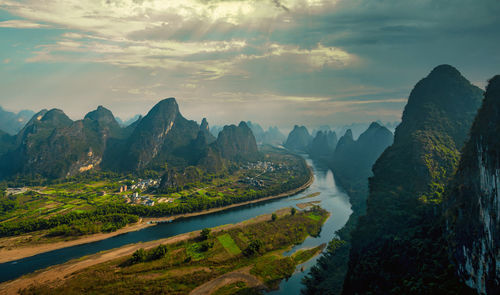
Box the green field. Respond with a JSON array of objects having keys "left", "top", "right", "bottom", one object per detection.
[
  {"left": 307, "top": 213, "right": 323, "bottom": 221},
  {"left": 217, "top": 233, "right": 242, "bottom": 255},
  {"left": 0, "top": 147, "right": 312, "bottom": 249},
  {"left": 21, "top": 207, "right": 328, "bottom": 295}
]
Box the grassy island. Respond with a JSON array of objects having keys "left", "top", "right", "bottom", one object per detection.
[{"left": 17, "top": 206, "right": 328, "bottom": 295}]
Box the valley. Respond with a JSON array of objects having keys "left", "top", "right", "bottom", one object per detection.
[{"left": 0, "top": 147, "right": 312, "bottom": 261}]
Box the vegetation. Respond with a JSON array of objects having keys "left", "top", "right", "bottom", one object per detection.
[
  {"left": 303, "top": 65, "right": 483, "bottom": 294},
  {"left": 20, "top": 207, "right": 328, "bottom": 295},
  {"left": 340, "top": 65, "right": 482, "bottom": 294},
  {"left": 200, "top": 228, "right": 211, "bottom": 240},
  {"left": 0, "top": 147, "right": 311, "bottom": 242}
]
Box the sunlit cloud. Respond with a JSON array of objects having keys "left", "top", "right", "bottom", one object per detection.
[
  {"left": 0, "top": 19, "right": 49, "bottom": 28},
  {"left": 0, "top": 0, "right": 498, "bottom": 128}
]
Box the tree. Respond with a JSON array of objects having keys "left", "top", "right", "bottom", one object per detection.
[
  {"left": 199, "top": 241, "right": 214, "bottom": 252},
  {"left": 291, "top": 207, "right": 297, "bottom": 215},
  {"left": 244, "top": 239, "right": 264, "bottom": 256},
  {"left": 271, "top": 213, "right": 277, "bottom": 221},
  {"left": 200, "top": 228, "right": 211, "bottom": 240},
  {"left": 151, "top": 244, "right": 168, "bottom": 259},
  {"left": 131, "top": 248, "right": 147, "bottom": 263}
]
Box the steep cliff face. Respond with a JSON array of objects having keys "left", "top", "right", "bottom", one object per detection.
[
  {"left": 341, "top": 65, "right": 483, "bottom": 294},
  {"left": 119, "top": 98, "right": 200, "bottom": 170},
  {"left": 0, "top": 106, "right": 126, "bottom": 178},
  {"left": 284, "top": 125, "right": 312, "bottom": 152},
  {"left": 215, "top": 121, "right": 259, "bottom": 162},
  {"left": 0, "top": 109, "right": 75, "bottom": 178},
  {"left": 200, "top": 118, "right": 216, "bottom": 144},
  {"left": 445, "top": 76, "right": 500, "bottom": 294}
]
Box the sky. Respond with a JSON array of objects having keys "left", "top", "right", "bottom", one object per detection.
[{"left": 0, "top": 0, "right": 499, "bottom": 129}]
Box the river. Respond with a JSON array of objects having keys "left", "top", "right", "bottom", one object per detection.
[{"left": 0, "top": 156, "right": 352, "bottom": 293}]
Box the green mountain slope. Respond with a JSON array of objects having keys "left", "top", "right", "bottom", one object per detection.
[
  {"left": 342, "top": 65, "right": 483, "bottom": 294},
  {"left": 445, "top": 76, "right": 500, "bottom": 294}
]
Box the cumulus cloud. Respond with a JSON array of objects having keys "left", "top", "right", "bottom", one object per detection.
[{"left": 0, "top": 0, "right": 498, "bottom": 127}]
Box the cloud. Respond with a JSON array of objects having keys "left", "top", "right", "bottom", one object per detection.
[
  {"left": 0, "top": 19, "right": 49, "bottom": 28},
  {"left": 0, "top": 0, "right": 498, "bottom": 127}
]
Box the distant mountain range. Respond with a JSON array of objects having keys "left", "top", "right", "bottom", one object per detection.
[
  {"left": 210, "top": 121, "right": 286, "bottom": 147},
  {"left": 0, "top": 107, "right": 35, "bottom": 135},
  {"left": 0, "top": 98, "right": 259, "bottom": 180}
]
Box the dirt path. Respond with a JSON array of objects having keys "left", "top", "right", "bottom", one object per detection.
[
  {"left": 189, "top": 267, "right": 266, "bottom": 295},
  {"left": 0, "top": 168, "right": 313, "bottom": 264},
  {"left": 0, "top": 209, "right": 291, "bottom": 295}
]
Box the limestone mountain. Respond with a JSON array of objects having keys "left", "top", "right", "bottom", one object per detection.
[
  {"left": 0, "top": 106, "right": 128, "bottom": 179},
  {"left": 309, "top": 130, "right": 338, "bottom": 159},
  {"left": 246, "top": 121, "right": 285, "bottom": 146},
  {"left": 200, "top": 118, "right": 216, "bottom": 144},
  {"left": 0, "top": 98, "right": 262, "bottom": 180},
  {"left": 284, "top": 125, "right": 312, "bottom": 152},
  {"left": 214, "top": 121, "right": 259, "bottom": 162},
  {"left": 84, "top": 105, "right": 122, "bottom": 135},
  {"left": 0, "top": 106, "right": 35, "bottom": 135},
  {"left": 445, "top": 76, "right": 500, "bottom": 294},
  {"left": 261, "top": 126, "right": 286, "bottom": 146},
  {"left": 342, "top": 65, "right": 483, "bottom": 294},
  {"left": 115, "top": 98, "right": 200, "bottom": 171},
  {"left": 332, "top": 123, "right": 393, "bottom": 188}
]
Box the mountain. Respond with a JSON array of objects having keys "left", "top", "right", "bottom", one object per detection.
[
  {"left": 0, "top": 98, "right": 262, "bottom": 181},
  {"left": 0, "top": 106, "right": 129, "bottom": 179},
  {"left": 210, "top": 125, "right": 223, "bottom": 137},
  {"left": 159, "top": 120, "right": 259, "bottom": 190},
  {"left": 332, "top": 123, "right": 393, "bottom": 189},
  {"left": 0, "top": 106, "right": 35, "bottom": 135},
  {"left": 246, "top": 121, "right": 265, "bottom": 140},
  {"left": 116, "top": 98, "right": 200, "bottom": 171},
  {"left": 309, "top": 130, "right": 338, "bottom": 159},
  {"left": 214, "top": 121, "right": 259, "bottom": 162},
  {"left": 200, "top": 118, "right": 216, "bottom": 144},
  {"left": 341, "top": 65, "right": 483, "bottom": 294},
  {"left": 116, "top": 114, "right": 142, "bottom": 127},
  {"left": 245, "top": 121, "right": 285, "bottom": 146},
  {"left": 284, "top": 125, "right": 312, "bottom": 152},
  {"left": 444, "top": 76, "right": 500, "bottom": 294},
  {"left": 261, "top": 126, "right": 286, "bottom": 146}
]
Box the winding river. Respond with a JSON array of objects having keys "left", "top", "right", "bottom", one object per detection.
[{"left": 0, "top": 156, "right": 352, "bottom": 293}]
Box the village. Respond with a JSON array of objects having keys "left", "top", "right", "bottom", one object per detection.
[{"left": 118, "top": 178, "right": 164, "bottom": 206}]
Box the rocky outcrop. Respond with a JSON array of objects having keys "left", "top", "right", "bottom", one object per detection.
[{"left": 445, "top": 75, "right": 500, "bottom": 294}]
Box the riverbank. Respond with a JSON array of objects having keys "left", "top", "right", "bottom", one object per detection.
[
  {"left": 0, "top": 207, "right": 323, "bottom": 295},
  {"left": 0, "top": 167, "right": 314, "bottom": 264}
]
